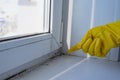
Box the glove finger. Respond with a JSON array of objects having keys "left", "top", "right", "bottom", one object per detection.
[
  {"left": 94, "top": 38, "right": 102, "bottom": 57},
  {"left": 68, "top": 30, "right": 92, "bottom": 53},
  {"left": 80, "top": 30, "right": 92, "bottom": 46},
  {"left": 109, "top": 34, "right": 118, "bottom": 47},
  {"left": 99, "top": 31, "right": 117, "bottom": 57},
  {"left": 105, "top": 31, "right": 117, "bottom": 47},
  {"left": 82, "top": 38, "right": 92, "bottom": 53},
  {"left": 88, "top": 38, "right": 97, "bottom": 56},
  {"left": 101, "top": 48, "right": 111, "bottom": 57},
  {"left": 68, "top": 43, "right": 81, "bottom": 53},
  {"left": 102, "top": 34, "right": 119, "bottom": 57}
]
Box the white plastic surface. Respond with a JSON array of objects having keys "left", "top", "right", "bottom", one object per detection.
[{"left": 10, "top": 55, "right": 120, "bottom": 80}]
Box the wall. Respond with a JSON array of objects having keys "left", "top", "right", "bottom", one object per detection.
[
  {"left": 70, "top": 0, "right": 92, "bottom": 57},
  {"left": 62, "top": 0, "right": 92, "bottom": 57},
  {"left": 62, "top": 0, "right": 120, "bottom": 61},
  {"left": 115, "top": 0, "right": 120, "bottom": 20}
]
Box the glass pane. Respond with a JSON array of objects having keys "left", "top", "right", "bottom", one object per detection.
[{"left": 0, "top": 0, "right": 50, "bottom": 40}]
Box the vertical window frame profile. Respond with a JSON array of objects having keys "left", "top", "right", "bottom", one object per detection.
[{"left": 43, "top": 0, "right": 51, "bottom": 33}]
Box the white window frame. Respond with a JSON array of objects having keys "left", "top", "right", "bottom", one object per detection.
[
  {"left": 0, "top": 0, "right": 63, "bottom": 48},
  {"left": 0, "top": 0, "right": 63, "bottom": 79}
]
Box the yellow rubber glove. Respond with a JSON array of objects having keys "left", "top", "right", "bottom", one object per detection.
[{"left": 68, "top": 20, "right": 120, "bottom": 57}]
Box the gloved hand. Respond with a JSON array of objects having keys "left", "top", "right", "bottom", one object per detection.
[{"left": 68, "top": 20, "right": 120, "bottom": 57}]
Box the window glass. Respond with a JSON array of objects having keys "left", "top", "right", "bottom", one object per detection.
[{"left": 0, "top": 0, "right": 50, "bottom": 40}]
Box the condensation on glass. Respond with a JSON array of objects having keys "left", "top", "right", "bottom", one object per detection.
[{"left": 0, "top": 0, "right": 50, "bottom": 40}]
